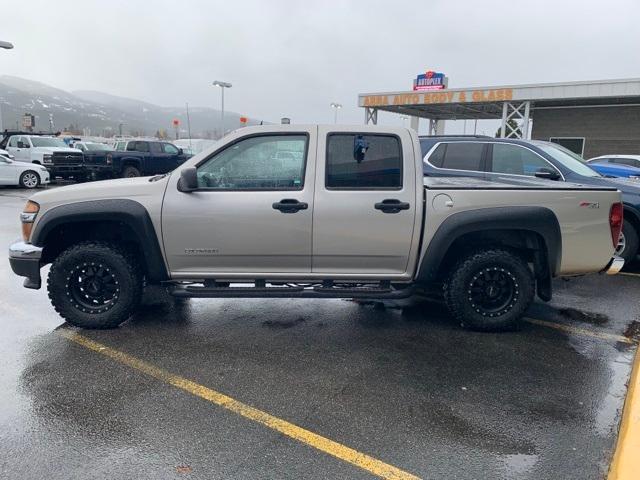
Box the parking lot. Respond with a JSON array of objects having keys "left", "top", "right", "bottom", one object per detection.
[{"left": 1, "top": 185, "right": 639, "bottom": 479}]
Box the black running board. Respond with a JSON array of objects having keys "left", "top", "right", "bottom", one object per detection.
[{"left": 168, "top": 284, "right": 414, "bottom": 299}]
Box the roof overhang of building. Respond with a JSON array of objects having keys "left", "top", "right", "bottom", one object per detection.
[{"left": 358, "top": 78, "right": 640, "bottom": 120}]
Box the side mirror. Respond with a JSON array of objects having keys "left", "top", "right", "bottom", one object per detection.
[
  {"left": 534, "top": 168, "right": 561, "bottom": 181},
  {"left": 177, "top": 148, "right": 183, "bottom": 155},
  {"left": 178, "top": 167, "right": 198, "bottom": 192}
]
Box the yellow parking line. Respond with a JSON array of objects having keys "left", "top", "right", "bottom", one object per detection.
[
  {"left": 57, "top": 329, "right": 421, "bottom": 480},
  {"left": 619, "top": 272, "right": 640, "bottom": 278},
  {"left": 524, "top": 318, "right": 634, "bottom": 344},
  {"left": 609, "top": 347, "right": 640, "bottom": 479}
]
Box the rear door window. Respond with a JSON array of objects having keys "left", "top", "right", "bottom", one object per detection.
[
  {"left": 613, "top": 158, "right": 640, "bottom": 168},
  {"left": 440, "top": 143, "right": 484, "bottom": 171},
  {"left": 326, "top": 134, "right": 402, "bottom": 189}
]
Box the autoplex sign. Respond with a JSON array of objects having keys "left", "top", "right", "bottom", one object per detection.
[
  {"left": 413, "top": 71, "right": 446, "bottom": 91},
  {"left": 361, "top": 88, "right": 514, "bottom": 107}
]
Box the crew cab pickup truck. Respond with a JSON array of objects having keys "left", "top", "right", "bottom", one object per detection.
[
  {"left": 3, "top": 134, "right": 85, "bottom": 180},
  {"left": 9, "top": 125, "right": 624, "bottom": 331},
  {"left": 104, "top": 140, "right": 189, "bottom": 178}
]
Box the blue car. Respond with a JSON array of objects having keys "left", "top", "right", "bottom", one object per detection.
[
  {"left": 419, "top": 136, "right": 640, "bottom": 264},
  {"left": 586, "top": 161, "right": 640, "bottom": 179},
  {"left": 587, "top": 155, "right": 640, "bottom": 179}
]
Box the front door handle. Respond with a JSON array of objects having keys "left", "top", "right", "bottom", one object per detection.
[
  {"left": 272, "top": 198, "right": 308, "bottom": 213},
  {"left": 375, "top": 199, "right": 410, "bottom": 214}
]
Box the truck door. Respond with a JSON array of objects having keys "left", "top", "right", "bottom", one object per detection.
[
  {"left": 312, "top": 127, "right": 417, "bottom": 276},
  {"left": 161, "top": 128, "right": 316, "bottom": 276},
  {"left": 152, "top": 142, "right": 184, "bottom": 173},
  {"left": 7, "top": 136, "right": 29, "bottom": 161},
  {"left": 148, "top": 142, "right": 169, "bottom": 173}
]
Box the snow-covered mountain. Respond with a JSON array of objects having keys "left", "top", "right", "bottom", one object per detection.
[{"left": 0, "top": 76, "right": 260, "bottom": 138}]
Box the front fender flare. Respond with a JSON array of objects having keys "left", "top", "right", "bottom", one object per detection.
[{"left": 31, "top": 199, "right": 168, "bottom": 282}]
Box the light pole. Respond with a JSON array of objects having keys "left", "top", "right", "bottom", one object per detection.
[
  {"left": 0, "top": 41, "right": 13, "bottom": 132},
  {"left": 330, "top": 102, "right": 342, "bottom": 124},
  {"left": 212, "top": 80, "right": 232, "bottom": 137}
]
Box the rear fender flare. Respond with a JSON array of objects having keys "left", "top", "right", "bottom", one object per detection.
[{"left": 416, "top": 206, "right": 561, "bottom": 286}]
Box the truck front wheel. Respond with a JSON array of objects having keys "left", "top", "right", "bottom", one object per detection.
[
  {"left": 48, "top": 242, "right": 143, "bottom": 329},
  {"left": 444, "top": 249, "right": 535, "bottom": 331}
]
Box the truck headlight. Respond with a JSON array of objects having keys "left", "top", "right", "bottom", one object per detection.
[
  {"left": 20, "top": 200, "right": 40, "bottom": 241},
  {"left": 43, "top": 154, "right": 53, "bottom": 164}
]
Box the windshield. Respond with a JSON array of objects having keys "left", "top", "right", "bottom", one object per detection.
[
  {"left": 30, "top": 137, "right": 69, "bottom": 148},
  {"left": 85, "top": 143, "right": 112, "bottom": 151},
  {"left": 534, "top": 142, "right": 601, "bottom": 177}
]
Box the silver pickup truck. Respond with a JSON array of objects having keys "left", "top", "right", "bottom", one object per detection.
[{"left": 9, "top": 125, "right": 624, "bottom": 331}]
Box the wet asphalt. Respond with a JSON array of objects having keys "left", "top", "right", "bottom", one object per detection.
[{"left": 1, "top": 185, "right": 639, "bottom": 480}]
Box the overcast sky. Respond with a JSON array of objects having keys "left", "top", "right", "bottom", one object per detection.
[{"left": 2, "top": 0, "right": 639, "bottom": 132}]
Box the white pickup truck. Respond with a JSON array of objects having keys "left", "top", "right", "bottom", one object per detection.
[
  {"left": 9, "top": 125, "right": 624, "bottom": 331},
  {"left": 4, "top": 134, "right": 84, "bottom": 180}
]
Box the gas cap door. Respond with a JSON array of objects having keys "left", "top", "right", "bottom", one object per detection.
[{"left": 432, "top": 193, "right": 454, "bottom": 211}]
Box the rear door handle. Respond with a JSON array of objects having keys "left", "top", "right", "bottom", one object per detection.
[
  {"left": 272, "top": 198, "right": 308, "bottom": 213},
  {"left": 375, "top": 199, "right": 410, "bottom": 213}
]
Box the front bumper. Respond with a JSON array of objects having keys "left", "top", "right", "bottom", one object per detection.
[
  {"left": 45, "top": 165, "right": 85, "bottom": 177},
  {"left": 603, "top": 255, "right": 625, "bottom": 275},
  {"left": 9, "top": 240, "right": 43, "bottom": 289}
]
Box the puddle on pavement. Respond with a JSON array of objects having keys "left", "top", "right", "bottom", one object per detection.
[
  {"left": 558, "top": 308, "right": 609, "bottom": 325},
  {"left": 502, "top": 453, "right": 539, "bottom": 476},
  {"left": 595, "top": 350, "right": 636, "bottom": 436},
  {"left": 623, "top": 320, "right": 640, "bottom": 341},
  {"left": 261, "top": 317, "right": 306, "bottom": 329}
]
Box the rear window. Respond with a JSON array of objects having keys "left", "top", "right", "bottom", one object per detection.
[
  {"left": 326, "top": 134, "right": 402, "bottom": 189},
  {"left": 426, "top": 144, "right": 446, "bottom": 168},
  {"left": 127, "top": 141, "right": 150, "bottom": 153},
  {"left": 440, "top": 143, "right": 484, "bottom": 171}
]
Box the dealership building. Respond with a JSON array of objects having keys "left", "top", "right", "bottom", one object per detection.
[{"left": 358, "top": 76, "right": 640, "bottom": 158}]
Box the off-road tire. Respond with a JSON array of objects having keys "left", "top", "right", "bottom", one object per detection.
[
  {"left": 122, "top": 166, "right": 141, "bottom": 178},
  {"left": 19, "top": 170, "right": 40, "bottom": 189},
  {"left": 616, "top": 220, "right": 639, "bottom": 265},
  {"left": 48, "top": 241, "right": 143, "bottom": 329},
  {"left": 444, "top": 248, "right": 535, "bottom": 331}
]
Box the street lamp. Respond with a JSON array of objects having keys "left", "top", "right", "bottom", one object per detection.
[
  {"left": 330, "top": 102, "right": 342, "bottom": 124},
  {"left": 0, "top": 41, "right": 12, "bottom": 132},
  {"left": 212, "top": 80, "right": 232, "bottom": 136}
]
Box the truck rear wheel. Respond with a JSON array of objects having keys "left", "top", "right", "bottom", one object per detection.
[
  {"left": 48, "top": 242, "right": 143, "bottom": 329},
  {"left": 122, "top": 166, "right": 141, "bottom": 178},
  {"left": 444, "top": 248, "right": 534, "bottom": 331}
]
